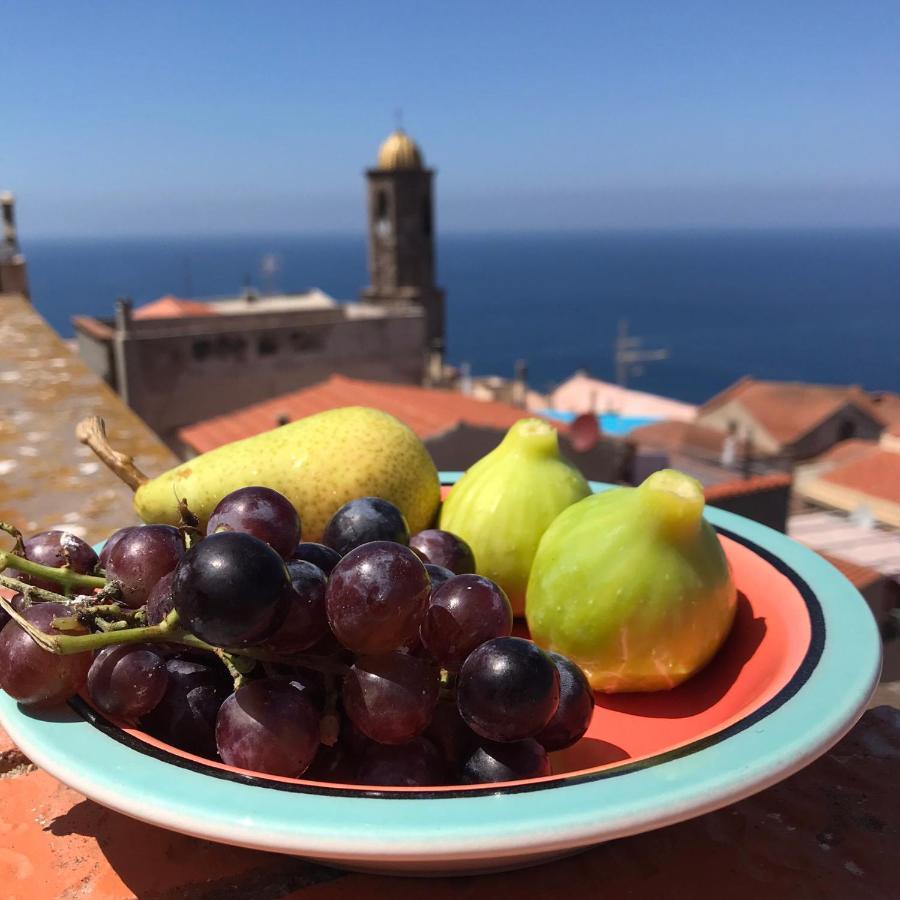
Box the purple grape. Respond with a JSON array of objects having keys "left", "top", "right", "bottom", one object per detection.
[
  {"left": 287, "top": 667, "right": 326, "bottom": 709},
  {"left": 461, "top": 739, "right": 551, "bottom": 784},
  {"left": 409, "top": 530, "right": 476, "bottom": 575},
  {"left": 7, "top": 531, "right": 99, "bottom": 592},
  {"left": 98, "top": 526, "right": 138, "bottom": 570},
  {"left": 425, "top": 699, "right": 477, "bottom": 767},
  {"left": 303, "top": 741, "right": 357, "bottom": 783},
  {"left": 145, "top": 571, "right": 175, "bottom": 626},
  {"left": 342, "top": 652, "right": 440, "bottom": 745},
  {"left": 105, "top": 525, "right": 185, "bottom": 609},
  {"left": 457, "top": 637, "right": 560, "bottom": 742},
  {"left": 424, "top": 564, "right": 454, "bottom": 591},
  {"left": 206, "top": 486, "right": 301, "bottom": 560},
  {"left": 87, "top": 643, "right": 168, "bottom": 723},
  {"left": 322, "top": 497, "right": 409, "bottom": 556},
  {"left": 326, "top": 542, "right": 430, "bottom": 654},
  {"left": 265, "top": 560, "right": 328, "bottom": 654},
  {"left": 0, "top": 603, "right": 93, "bottom": 708},
  {"left": 357, "top": 736, "right": 447, "bottom": 787},
  {"left": 535, "top": 652, "right": 595, "bottom": 751},
  {"left": 173, "top": 531, "right": 288, "bottom": 647},
  {"left": 290, "top": 542, "right": 341, "bottom": 575},
  {"left": 420, "top": 574, "right": 513, "bottom": 669},
  {"left": 141, "top": 657, "right": 231, "bottom": 757},
  {"left": 0, "top": 592, "right": 27, "bottom": 631},
  {"left": 215, "top": 679, "right": 321, "bottom": 777}
]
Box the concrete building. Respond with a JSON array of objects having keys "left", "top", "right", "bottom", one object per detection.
[
  {"left": 0, "top": 193, "right": 29, "bottom": 298},
  {"left": 73, "top": 131, "right": 444, "bottom": 448}
]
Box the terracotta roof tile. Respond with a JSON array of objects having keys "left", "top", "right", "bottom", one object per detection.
[
  {"left": 812, "top": 439, "right": 880, "bottom": 467},
  {"left": 699, "top": 378, "right": 884, "bottom": 447},
  {"left": 179, "top": 375, "right": 551, "bottom": 454},
  {"left": 133, "top": 296, "right": 218, "bottom": 320},
  {"left": 703, "top": 473, "right": 793, "bottom": 502},
  {"left": 629, "top": 420, "right": 727, "bottom": 456},
  {"left": 819, "top": 449, "right": 900, "bottom": 505}
]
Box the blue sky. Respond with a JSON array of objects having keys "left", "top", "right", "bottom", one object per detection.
[{"left": 4, "top": 0, "right": 899, "bottom": 236}]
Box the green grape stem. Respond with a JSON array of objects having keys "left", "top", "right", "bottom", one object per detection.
[
  {"left": 0, "top": 572, "right": 80, "bottom": 605},
  {"left": 0, "top": 550, "right": 107, "bottom": 592},
  {"left": 0, "top": 592, "right": 349, "bottom": 676}
]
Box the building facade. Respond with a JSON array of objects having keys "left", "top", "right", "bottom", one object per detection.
[
  {"left": 0, "top": 193, "right": 29, "bottom": 298},
  {"left": 73, "top": 132, "right": 443, "bottom": 450}
]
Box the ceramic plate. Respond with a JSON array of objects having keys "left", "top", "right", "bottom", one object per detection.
[{"left": 0, "top": 477, "right": 882, "bottom": 874}]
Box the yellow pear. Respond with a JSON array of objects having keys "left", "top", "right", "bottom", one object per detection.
[{"left": 133, "top": 407, "right": 441, "bottom": 541}]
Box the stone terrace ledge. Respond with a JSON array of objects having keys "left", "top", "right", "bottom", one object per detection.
[
  {"left": 1, "top": 293, "right": 899, "bottom": 897},
  {"left": 0, "top": 293, "right": 178, "bottom": 542}
]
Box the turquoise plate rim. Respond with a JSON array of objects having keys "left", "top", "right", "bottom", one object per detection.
[{"left": 0, "top": 476, "right": 883, "bottom": 865}]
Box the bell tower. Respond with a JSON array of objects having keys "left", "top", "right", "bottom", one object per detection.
[{"left": 362, "top": 130, "right": 445, "bottom": 362}]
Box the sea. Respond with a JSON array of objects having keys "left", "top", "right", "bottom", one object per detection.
[{"left": 23, "top": 228, "right": 900, "bottom": 405}]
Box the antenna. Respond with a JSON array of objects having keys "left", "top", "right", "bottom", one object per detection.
[
  {"left": 394, "top": 107, "right": 404, "bottom": 131},
  {"left": 614, "top": 319, "right": 668, "bottom": 388}
]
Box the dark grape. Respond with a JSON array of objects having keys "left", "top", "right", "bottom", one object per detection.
[
  {"left": 423, "top": 564, "right": 454, "bottom": 591},
  {"left": 265, "top": 560, "right": 328, "bottom": 653},
  {"left": 98, "top": 526, "right": 138, "bottom": 570},
  {"left": 409, "top": 530, "right": 476, "bottom": 575},
  {"left": 141, "top": 656, "right": 231, "bottom": 757},
  {"left": 7, "top": 530, "right": 99, "bottom": 592},
  {"left": 215, "top": 679, "right": 320, "bottom": 777},
  {"left": 461, "top": 739, "right": 551, "bottom": 784},
  {"left": 206, "top": 486, "right": 301, "bottom": 560},
  {"left": 0, "top": 603, "right": 93, "bottom": 707},
  {"left": 535, "top": 652, "right": 595, "bottom": 751},
  {"left": 357, "top": 736, "right": 447, "bottom": 787},
  {"left": 342, "top": 652, "right": 440, "bottom": 745},
  {"left": 425, "top": 699, "right": 477, "bottom": 767},
  {"left": 322, "top": 497, "right": 409, "bottom": 556},
  {"left": 0, "top": 592, "right": 27, "bottom": 631},
  {"left": 106, "top": 525, "right": 185, "bottom": 609},
  {"left": 457, "top": 637, "right": 560, "bottom": 742},
  {"left": 145, "top": 571, "right": 175, "bottom": 626},
  {"left": 303, "top": 741, "right": 357, "bottom": 783},
  {"left": 290, "top": 542, "right": 341, "bottom": 575},
  {"left": 87, "top": 643, "right": 168, "bottom": 723},
  {"left": 420, "top": 574, "right": 513, "bottom": 669},
  {"left": 326, "top": 542, "right": 430, "bottom": 654},
  {"left": 173, "top": 531, "right": 288, "bottom": 646},
  {"left": 287, "top": 667, "right": 326, "bottom": 709}
]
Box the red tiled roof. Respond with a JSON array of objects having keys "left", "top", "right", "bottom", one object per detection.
[
  {"left": 71, "top": 315, "right": 114, "bottom": 340},
  {"left": 820, "top": 553, "right": 882, "bottom": 590},
  {"left": 133, "top": 296, "right": 218, "bottom": 320},
  {"left": 699, "top": 378, "right": 884, "bottom": 446},
  {"left": 812, "top": 439, "right": 880, "bottom": 467},
  {"left": 819, "top": 449, "right": 900, "bottom": 505},
  {"left": 179, "top": 375, "right": 551, "bottom": 454},
  {"left": 871, "top": 392, "right": 900, "bottom": 427},
  {"left": 629, "top": 420, "right": 727, "bottom": 456},
  {"left": 703, "top": 473, "right": 793, "bottom": 502}
]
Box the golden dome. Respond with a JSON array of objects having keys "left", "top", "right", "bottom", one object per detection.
[{"left": 376, "top": 130, "right": 424, "bottom": 170}]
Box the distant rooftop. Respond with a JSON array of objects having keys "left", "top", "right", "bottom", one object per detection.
[
  {"left": 699, "top": 377, "right": 890, "bottom": 447},
  {"left": 179, "top": 374, "right": 552, "bottom": 455}
]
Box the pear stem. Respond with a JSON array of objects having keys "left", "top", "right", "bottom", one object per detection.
[
  {"left": 76, "top": 416, "right": 149, "bottom": 491},
  {"left": 0, "top": 551, "right": 108, "bottom": 592}
]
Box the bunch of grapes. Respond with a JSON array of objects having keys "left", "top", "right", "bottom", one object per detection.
[{"left": 0, "top": 489, "right": 594, "bottom": 787}]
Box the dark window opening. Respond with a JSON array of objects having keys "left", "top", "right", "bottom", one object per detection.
[
  {"left": 837, "top": 419, "right": 856, "bottom": 442},
  {"left": 376, "top": 190, "right": 389, "bottom": 223},
  {"left": 192, "top": 339, "right": 211, "bottom": 361},
  {"left": 258, "top": 335, "right": 279, "bottom": 356},
  {"left": 421, "top": 195, "right": 432, "bottom": 237}
]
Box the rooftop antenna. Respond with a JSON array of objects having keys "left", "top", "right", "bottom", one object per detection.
[
  {"left": 614, "top": 319, "right": 668, "bottom": 388},
  {"left": 394, "top": 107, "right": 404, "bottom": 131}
]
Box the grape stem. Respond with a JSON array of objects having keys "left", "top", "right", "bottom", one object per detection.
[
  {"left": 0, "top": 572, "right": 85, "bottom": 605},
  {"left": 0, "top": 551, "right": 107, "bottom": 592},
  {"left": 0, "top": 593, "right": 349, "bottom": 675},
  {"left": 75, "top": 415, "right": 149, "bottom": 491},
  {"left": 0, "top": 522, "right": 26, "bottom": 556}
]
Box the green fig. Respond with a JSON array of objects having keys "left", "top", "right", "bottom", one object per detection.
[
  {"left": 526, "top": 469, "right": 737, "bottom": 692},
  {"left": 134, "top": 407, "right": 440, "bottom": 541},
  {"left": 439, "top": 418, "right": 591, "bottom": 615}
]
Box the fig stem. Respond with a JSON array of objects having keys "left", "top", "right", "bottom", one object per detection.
[
  {"left": 0, "top": 550, "right": 108, "bottom": 591},
  {"left": 75, "top": 415, "right": 149, "bottom": 491}
]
